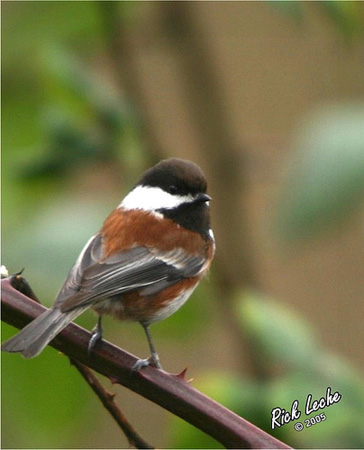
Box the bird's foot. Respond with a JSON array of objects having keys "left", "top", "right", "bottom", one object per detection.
[
  {"left": 132, "top": 354, "right": 162, "bottom": 372},
  {"left": 87, "top": 319, "right": 103, "bottom": 355}
]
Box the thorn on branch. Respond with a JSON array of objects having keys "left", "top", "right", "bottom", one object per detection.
[
  {"left": 109, "top": 375, "right": 121, "bottom": 385},
  {"left": 10, "top": 269, "right": 41, "bottom": 303},
  {"left": 174, "top": 367, "right": 188, "bottom": 381}
]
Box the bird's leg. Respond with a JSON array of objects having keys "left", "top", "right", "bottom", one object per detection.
[
  {"left": 132, "top": 323, "right": 162, "bottom": 371},
  {"left": 88, "top": 316, "right": 103, "bottom": 355}
]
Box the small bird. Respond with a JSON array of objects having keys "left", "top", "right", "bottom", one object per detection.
[{"left": 2, "top": 158, "right": 215, "bottom": 370}]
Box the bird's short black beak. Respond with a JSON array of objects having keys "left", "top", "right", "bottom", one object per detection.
[{"left": 195, "top": 193, "right": 211, "bottom": 203}]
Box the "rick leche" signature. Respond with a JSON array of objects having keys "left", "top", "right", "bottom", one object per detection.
[{"left": 271, "top": 386, "right": 342, "bottom": 430}]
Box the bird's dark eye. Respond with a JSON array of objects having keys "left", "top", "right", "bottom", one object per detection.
[{"left": 168, "top": 185, "right": 179, "bottom": 194}]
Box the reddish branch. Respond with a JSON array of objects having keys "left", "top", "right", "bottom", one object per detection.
[{"left": 1, "top": 277, "right": 290, "bottom": 449}]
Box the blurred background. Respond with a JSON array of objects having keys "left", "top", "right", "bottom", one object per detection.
[{"left": 2, "top": 2, "right": 364, "bottom": 448}]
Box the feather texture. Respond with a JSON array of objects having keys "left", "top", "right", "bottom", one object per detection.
[
  {"left": 1, "top": 305, "right": 88, "bottom": 358},
  {"left": 59, "top": 234, "right": 205, "bottom": 311}
]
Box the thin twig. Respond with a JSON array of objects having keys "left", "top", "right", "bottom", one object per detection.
[
  {"left": 1, "top": 277, "right": 290, "bottom": 449},
  {"left": 69, "top": 358, "right": 154, "bottom": 449}
]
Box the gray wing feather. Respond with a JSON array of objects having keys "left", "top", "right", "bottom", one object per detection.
[
  {"left": 55, "top": 234, "right": 101, "bottom": 306},
  {"left": 59, "top": 234, "right": 205, "bottom": 311}
]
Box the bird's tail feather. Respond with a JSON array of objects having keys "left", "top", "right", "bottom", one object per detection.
[{"left": 1, "top": 306, "right": 87, "bottom": 358}]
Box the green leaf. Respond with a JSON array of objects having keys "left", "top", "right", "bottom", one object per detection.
[
  {"left": 237, "top": 290, "right": 318, "bottom": 370},
  {"left": 274, "top": 104, "right": 364, "bottom": 242},
  {"left": 318, "top": 2, "right": 364, "bottom": 39},
  {"left": 41, "top": 44, "right": 131, "bottom": 128}
]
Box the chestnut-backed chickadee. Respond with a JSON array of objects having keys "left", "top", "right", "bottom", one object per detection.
[{"left": 2, "top": 158, "right": 215, "bottom": 370}]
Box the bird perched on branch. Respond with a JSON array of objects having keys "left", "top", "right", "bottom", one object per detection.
[{"left": 2, "top": 158, "right": 215, "bottom": 370}]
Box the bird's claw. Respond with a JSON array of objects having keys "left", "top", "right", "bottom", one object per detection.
[
  {"left": 87, "top": 324, "right": 103, "bottom": 356},
  {"left": 132, "top": 355, "right": 162, "bottom": 372}
]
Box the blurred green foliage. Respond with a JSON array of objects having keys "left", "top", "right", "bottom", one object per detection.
[
  {"left": 274, "top": 105, "right": 364, "bottom": 242},
  {"left": 170, "top": 291, "right": 364, "bottom": 448},
  {"left": 272, "top": 1, "right": 364, "bottom": 38},
  {"left": 318, "top": 2, "right": 364, "bottom": 38}
]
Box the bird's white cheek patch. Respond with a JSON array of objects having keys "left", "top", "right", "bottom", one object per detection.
[{"left": 119, "top": 185, "right": 194, "bottom": 212}]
